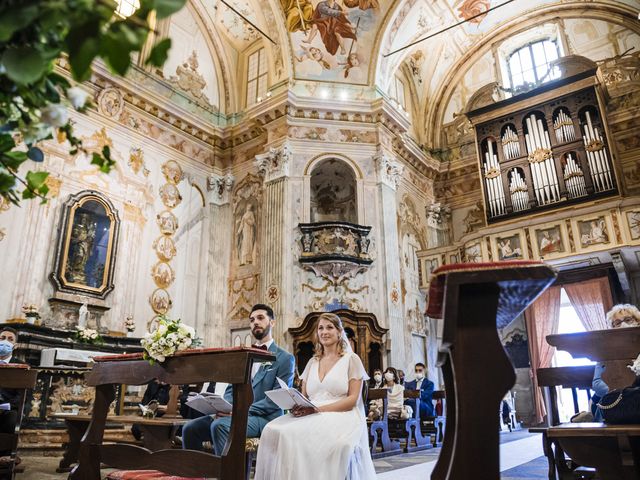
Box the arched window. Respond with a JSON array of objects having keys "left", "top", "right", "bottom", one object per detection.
[
  {"left": 116, "top": 0, "right": 139, "bottom": 17},
  {"left": 310, "top": 159, "right": 357, "bottom": 223},
  {"left": 508, "top": 39, "right": 560, "bottom": 89}
]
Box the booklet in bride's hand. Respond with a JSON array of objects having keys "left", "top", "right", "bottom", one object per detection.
[
  {"left": 265, "top": 377, "right": 316, "bottom": 410},
  {"left": 185, "top": 392, "right": 233, "bottom": 415}
]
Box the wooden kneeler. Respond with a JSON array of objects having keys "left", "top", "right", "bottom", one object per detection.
[{"left": 427, "top": 261, "right": 556, "bottom": 480}]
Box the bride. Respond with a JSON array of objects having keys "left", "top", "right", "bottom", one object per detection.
[{"left": 254, "top": 312, "right": 376, "bottom": 480}]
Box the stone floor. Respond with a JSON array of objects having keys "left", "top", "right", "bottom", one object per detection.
[{"left": 17, "top": 430, "right": 548, "bottom": 479}]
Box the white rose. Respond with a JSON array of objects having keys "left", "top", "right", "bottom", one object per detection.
[
  {"left": 157, "top": 324, "right": 168, "bottom": 336},
  {"left": 40, "top": 104, "right": 69, "bottom": 127},
  {"left": 67, "top": 87, "right": 90, "bottom": 109}
]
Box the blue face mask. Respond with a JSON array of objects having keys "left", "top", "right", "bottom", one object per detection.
[{"left": 0, "top": 340, "right": 13, "bottom": 357}]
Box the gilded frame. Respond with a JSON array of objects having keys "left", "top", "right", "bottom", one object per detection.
[{"left": 50, "top": 190, "right": 120, "bottom": 299}]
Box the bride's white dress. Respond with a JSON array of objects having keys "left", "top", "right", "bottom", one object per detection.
[{"left": 254, "top": 352, "right": 376, "bottom": 480}]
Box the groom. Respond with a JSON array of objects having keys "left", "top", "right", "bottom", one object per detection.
[{"left": 182, "top": 304, "right": 295, "bottom": 455}]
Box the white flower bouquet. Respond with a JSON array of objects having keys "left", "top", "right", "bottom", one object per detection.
[
  {"left": 141, "top": 315, "right": 197, "bottom": 364},
  {"left": 74, "top": 326, "right": 103, "bottom": 345}
]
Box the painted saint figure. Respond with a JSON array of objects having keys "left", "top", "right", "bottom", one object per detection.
[
  {"left": 303, "top": 1, "right": 357, "bottom": 56},
  {"left": 281, "top": 0, "right": 313, "bottom": 33}
]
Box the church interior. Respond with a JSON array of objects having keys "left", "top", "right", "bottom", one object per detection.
[{"left": 1, "top": 0, "right": 640, "bottom": 478}]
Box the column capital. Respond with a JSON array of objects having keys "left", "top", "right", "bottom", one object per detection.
[
  {"left": 255, "top": 142, "right": 292, "bottom": 183},
  {"left": 207, "top": 172, "right": 235, "bottom": 205},
  {"left": 374, "top": 147, "right": 404, "bottom": 190}
]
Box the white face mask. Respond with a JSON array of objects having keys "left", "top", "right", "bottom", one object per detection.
[
  {"left": 415, "top": 372, "right": 424, "bottom": 380},
  {"left": 374, "top": 374, "right": 382, "bottom": 383},
  {"left": 619, "top": 322, "right": 638, "bottom": 329},
  {"left": 384, "top": 372, "right": 395, "bottom": 382}
]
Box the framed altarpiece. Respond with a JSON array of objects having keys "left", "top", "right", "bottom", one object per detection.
[{"left": 50, "top": 190, "right": 121, "bottom": 299}]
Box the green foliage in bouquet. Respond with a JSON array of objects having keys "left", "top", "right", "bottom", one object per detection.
[{"left": 141, "top": 315, "right": 198, "bottom": 364}]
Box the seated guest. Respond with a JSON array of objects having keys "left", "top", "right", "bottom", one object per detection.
[
  {"left": 254, "top": 313, "right": 376, "bottom": 479},
  {"left": 368, "top": 367, "right": 411, "bottom": 421},
  {"left": 181, "top": 304, "right": 295, "bottom": 455},
  {"left": 0, "top": 327, "right": 20, "bottom": 460},
  {"left": 369, "top": 369, "right": 383, "bottom": 389},
  {"left": 592, "top": 304, "right": 640, "bottom": 420},
  {"left": 397, "top": 369, "right": 406, "bottom": 386},
  {"left": 404, "top": 362, "right": 435, "bottom": 418}
]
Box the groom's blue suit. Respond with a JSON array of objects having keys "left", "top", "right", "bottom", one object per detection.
[{"left": 182, "top": 342, "right": 295, "bottom": 455}]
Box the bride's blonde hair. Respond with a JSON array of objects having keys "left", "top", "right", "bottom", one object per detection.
[{"left": 313, "top": 313, "right": 349, "bottom": 358}]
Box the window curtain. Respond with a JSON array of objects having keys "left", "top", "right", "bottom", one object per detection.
[
  {"left": 564, "top": 277, "right": 613, "bottom": 332},
  {"left": 525, "top": 285, "right": 561, "bottom": 424}
]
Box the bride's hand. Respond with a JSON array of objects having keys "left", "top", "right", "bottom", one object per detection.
[{"left": 291, "top": 405, "right": 318, "bottom": 417}]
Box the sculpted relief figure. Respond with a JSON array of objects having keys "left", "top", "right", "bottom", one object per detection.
[{"left": 236, "top": 203, "right": 257, "bottom": 266}]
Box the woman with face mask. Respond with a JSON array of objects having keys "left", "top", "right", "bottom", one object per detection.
[
  {"left": 0, "top": 327, "right": 20, "bottom": 462},
  {"left": 382, "top": 367, "right": 412, "bottom": 420},
  {"left": 591, "top": 304, "right": 640, "bottom": 421}
]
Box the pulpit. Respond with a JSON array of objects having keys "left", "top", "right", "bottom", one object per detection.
[
  {"left": 288, "top": 309, "right": 387, "bottom": 375},
  {"left": 426, "top": 261, "right": 556, "bottom": 480}
]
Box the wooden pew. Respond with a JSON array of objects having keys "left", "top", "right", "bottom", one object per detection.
[
  {"left": 367, "top": 388, "right": 402, "bottom": 458},
  {"left": 68, "top": 347, "right": 273, "bottom": 480},
  {"left": 544, "top": 328, "right": 640, "bottom": 480},
  {"left": 530, "top": 365, "right": 596, "bottom": 479},
  {"left": 387, "top": 389, "right": 431, "bottom": 453},
  {"left": 426, "top": 261, "right": 556, "bottom": 480},
  {"left": 0, "top": 364, "right": 38, "bottom": 480}
]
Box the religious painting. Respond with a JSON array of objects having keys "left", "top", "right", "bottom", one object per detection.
[
  {"left": 623, "top": 209, "right": 640, "bottom": 243},
  {"left": 572, "top": 215, "right": 614, "bottom": 252},
  {"left": 530, "top": 223, "right": 567, "bottom": 260},
  {"left": 51, "top": 191, "right": 120, "bottom": 299},
  {"left": 421, "top": 256, "right": 440, "bottom": 284},
  {"left": 283, "top": 0, "right": 391, "bottom": 84},
  {"left": 491, "top": 230, "right": 527, "bottom": 261},
  {"left": 463, "top": 240, "right": 483, "bottom": 263}
]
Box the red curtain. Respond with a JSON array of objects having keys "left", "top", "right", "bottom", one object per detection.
[
  {"left": 564, "top": 277, "right": 613, "bottom": 331},
  {"left": 525, "top": 285, "right": 561, "bottom": 424}
]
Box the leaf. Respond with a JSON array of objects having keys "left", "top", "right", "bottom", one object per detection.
[
  {"left": 153, "top": 0, "right": 187, "bottom": 19},
  {"left": 0, "top": 172, "right": 17, "bottom": 193},
  {"left": 1, "top": 47, "right": 48, "bottom": 85},
  {"left": 146, "top": 38, "right": 172, "bottom": 67},
  {"left": 101, "top": 34, "right": 133, "bottom": 76},
  {"left": 66, "top": 20, "right": 101, "bottom": 81},
  {"left": 27, "top": 147, "right": 44, "bottom": 162},
  {"left": 0, "top": 134, "right": 16, "bottom": 153},
  {"left": 0, "top": 4, "right": 40, "bottom": 42},
  {"left": 25, "top": 171, "right": 49, "bottom": 191}
]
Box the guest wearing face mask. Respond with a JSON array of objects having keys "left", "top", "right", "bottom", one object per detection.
[
  {"left": 0, "top": 327, "right": 20, "bottom": 461},
  {"left": 382, "top": 368, "right": 412, "bottom": 420},
  {"left": 369, "top": 369, "right": 383, "bottom": 389},
  {"left": 591, "top": 304, "right": 640, "bottom": 421},
  {"left": 404, "top": 363, "right": 435, "bottom": 418}
]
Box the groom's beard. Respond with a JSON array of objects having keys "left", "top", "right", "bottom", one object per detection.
[{"left": 252, "top": 325, "right": 271, "bottom": 341}]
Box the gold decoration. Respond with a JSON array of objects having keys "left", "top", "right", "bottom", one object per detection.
[
  {"left": 150, "top": 288, "right": 172, "bottom": 314},
  {"left": 0, "top": 196, "right": 10, "bottom": 212},
  {"left": 564, "top": 171, "right": 584, "bottom": 181},
  {"left": 45, "top": 176, "right": 62, "bottom": 198},
  {"left": 484, "top": 167, "right": 500, "bottom": 179},
  {"left": 156, "top": 210, "right": 178, "bottom": 235},
  {"left": 153, "top": 235, "right": 177, "bottom": 261},
  {"left": 528, "top": 148, "right": 552, "bottom": 164},
  {"left": 267, "top": 285, "right": 279, "bottom": 303},
  {"left": 129, "top": 148, "right": 145, "bottom": 175},
  {"left": 161, "top": 160, "right": 183, "bottom": 185},
  {"left": 159, "top": 183, "right": 182, "bottom": 209},
  {"left": 585, "top": 139, "right": 604, "bottom": 152},
  {"left": 151, "top": 261, "right": 175, "bottom": 289}
]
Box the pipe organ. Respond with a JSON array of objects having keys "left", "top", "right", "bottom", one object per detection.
[{"left": 467, "top": 80, "right": 618, "bottom": 223}]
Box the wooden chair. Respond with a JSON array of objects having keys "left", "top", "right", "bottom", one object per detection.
[
  {"left": 426, "top": 261, "right": 557, "bottom": 480},
  {"left": 530, "top": 365, "right": 597, "bottom": 480},
  {"left": 367, "top": 388, "right": 401, "bottom": 458},
  {"left": 0, "top": 365, "right": 37, "bottom": 480}
]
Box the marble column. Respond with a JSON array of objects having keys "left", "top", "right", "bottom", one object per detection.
[
  {"left": 374, "top": 147, "right": 406, "bottom": 369},
  {"left": 255, "top": 143, "right": 291, "bottom": 344},
  {"left": 203, "top": 172, "right": 234, "bottom": 347}
]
